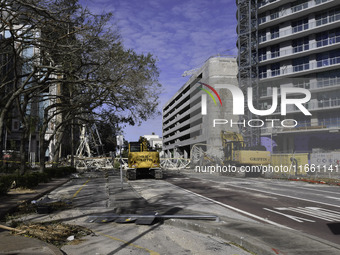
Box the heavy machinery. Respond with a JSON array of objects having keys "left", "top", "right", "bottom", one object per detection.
[
  {"left": 126, "top": 137, "right": 162, "bottom": 180},
  {"left": 220, "top": 131, "right": 270, "bottom": 166}
]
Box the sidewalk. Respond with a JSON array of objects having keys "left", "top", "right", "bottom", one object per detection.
[{"left": 0, "top": 178, "right": 69, "bottom": 255}]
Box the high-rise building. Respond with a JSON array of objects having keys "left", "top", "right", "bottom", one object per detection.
[{"left": 237, "top": 0, "right": 340, "bottom": 153}]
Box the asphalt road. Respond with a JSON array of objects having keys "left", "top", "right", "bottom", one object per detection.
[{"left": 163, "top": 169, "right": 340, "bottom": 246}]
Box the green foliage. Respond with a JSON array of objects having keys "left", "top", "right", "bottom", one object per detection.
[
  {"left": 0, "top": 175, "right": 14, "bottom": 195},
  {"left": 0, "top": 164, "right": 20, "bottom": 174},
  {"left": 15, "top": 173, "right": 43, "bottom": 189},
  {"left": 0, "top": 166, "right": 76, "bottom": 195},
  {"left": 113, "top": 160, "right": 120, "bottom": 169},
  {"left": 44, "top": 167, "right": 77, "bottom": 178}
]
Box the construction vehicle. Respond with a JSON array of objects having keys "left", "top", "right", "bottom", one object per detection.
[
  {"left": 220, "top": 131, "right": 270, "bottom": 166},
  {"left": 126, "top": 136, "right": 162, "bottom": 180}
]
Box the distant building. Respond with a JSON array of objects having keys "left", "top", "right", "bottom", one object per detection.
[
  {"left": 0, "top": 22, "right": 62, "bottom": 163},
  {"left": 162, "top": 56, "right": 239, "bottom": 158},
  {"left": 143, "top": 134, "right": 163, "bottom": 149}
]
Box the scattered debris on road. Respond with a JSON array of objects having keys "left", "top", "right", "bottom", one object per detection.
[
  {"left": 87, "top": 212, "right": 220, "bottom": 225},
  {"left": 14, "top": 222, "right": 93, "bottom": 247}
]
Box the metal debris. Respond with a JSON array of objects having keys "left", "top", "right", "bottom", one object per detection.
[{"left": 86, "top": 212, "right": 219, "bottom": 225}]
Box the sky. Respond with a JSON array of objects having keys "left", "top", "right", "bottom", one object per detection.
[{"left": 79, "top": 0, "right": 238, "bottom": 142}]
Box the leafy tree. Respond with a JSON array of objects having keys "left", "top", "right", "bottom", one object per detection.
[{"left": 0, "top": 0, "right": 161, "bottom": 172}]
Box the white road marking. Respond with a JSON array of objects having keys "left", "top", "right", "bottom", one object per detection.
[
  {"left": 326, "top": 196, "right": 340, "bottom": 201},
  {"left": 169, "top": 183, "right": 292, "bottom": 230},
  {"left": 214, "top": 181, "right": 340, "bottom": 209},
  {"left": 217, "top": 177, "right": 340, "bottom": 195},
  {"left": 263, "top": 208, "right": 315, "bottom": 223},
  {"left": 274, "top": 207, "right": 340, "bottom": 222}
]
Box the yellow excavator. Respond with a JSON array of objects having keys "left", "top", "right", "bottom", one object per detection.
[
  {"left": 220, "top": 131, "right": 270, "bottom": 166},
  {"left": 126, "top": 137, "right": 162, "bottom": 180}
]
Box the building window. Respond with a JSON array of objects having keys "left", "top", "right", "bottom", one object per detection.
[
  {"left": 270, "top": 44, "right": 280, "bottom": 58},
  {"left": 293, "top": 56, "right": 309, "bottom": 72},
  {"left": 292, "top": 18, "right": 308, "bottom": 33},
  {"left": 271, "top": 63, "right": 280, "bottom": 77},
  {"left": 315, "top": 0, "right": 328, "bottom": 5},
  {"left": 317, "top": 91, "right": 340, "bottom": 109},
  {"left": 293, "top": 78, "right": 310, "bottom": 89},
  {"left": 259, "top": 0, "right": 279, "bottom": 8},
  {"left": 318, "top": 112, "right": 340, "bottom": 128},
  {"left": 270, "top": 26, "right": 279, "bottom": 39},
  {"left": 259, "top": 87, "right": 267, "bottom": 97},
  {"left": 259, "top": 0, "right": 266, "bottom": 7},
  {"left": 258, "top": 48, "right": 267, "bottom": 61},
  {"left": 316, "top": 31, "right": 328, "bottom": 47},
  {"left": 316, "top": 49, "right": 340, "bottom": 67},
  {"left": 317, "top": 70, "right": 340, "bottom": 88},
  {"left": 259, "top": 30, "right": 267, "bottom": 43},
  {"left": 259, "top": 13, "right": 266, "bottom": 25},
  {"left": 259, "top": 66, "right": 267, "bottom": 79},
  {"left": 316, "top": 8, "right": 340, "bottom": 26},
  {"left": 292, "top": 36, "right": 309, "bottom": 53},
  {"left": 315, "top": 0, "right": 328, "bottom": 4},
  {"left": 270, "top": 8, "right": 279, "bottom": 20},
  {"left": 316, "top": 28, "right": 340, "bottom": 47},
  {"left": 291, "top": 0, "right": 309, "bottom": 13}
]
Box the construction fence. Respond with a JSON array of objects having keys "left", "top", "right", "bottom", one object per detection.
[{"left": 267, "top": 152, "right": 340, "bottom": 179}]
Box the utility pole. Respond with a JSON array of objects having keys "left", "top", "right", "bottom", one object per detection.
[{"left": 116, "top": 135, "right": 124, "bottom": 189}]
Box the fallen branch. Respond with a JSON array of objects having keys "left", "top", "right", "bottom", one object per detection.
[{"left": 0, "top": 224, "right": 26, "bottom": 234}]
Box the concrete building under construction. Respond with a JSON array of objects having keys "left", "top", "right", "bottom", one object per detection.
[{"left": 162, "top": 56, "right": 238, "bottom": 158}]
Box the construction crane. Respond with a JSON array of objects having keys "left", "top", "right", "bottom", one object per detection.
[{"left": 76, "top": 123, "right": 104, "bottom": 158}]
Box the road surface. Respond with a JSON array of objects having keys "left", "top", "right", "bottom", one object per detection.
[{"left": 161, "top": 169, "right": 340, "bottom": 246}]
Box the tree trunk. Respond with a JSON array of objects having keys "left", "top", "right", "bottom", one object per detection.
[
  {"left": 70, "top": 118, "right": 74, "bottom": 167},
  {"left": 39, "top": 131, "right": 46, "bottom": 173},
  {"left": 52, "top": 128, "right": 65, "bottom": 167},
  {"left": 19, "top": 130, "right": 28, "bottom": 175}
]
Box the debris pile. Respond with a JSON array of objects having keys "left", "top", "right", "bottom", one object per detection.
[
  {"left": 15, "top": 222, "right": 93, "bottom": 246},
  {"left": 32, "top": 196, "right": 72, "bottom": 214}
]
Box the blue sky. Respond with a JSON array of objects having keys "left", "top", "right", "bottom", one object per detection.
[{"left": 79, "top": 0, "right": 238, "bottom": 142}]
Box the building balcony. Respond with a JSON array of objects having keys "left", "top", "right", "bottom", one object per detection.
[
  {"left": 260, "top": 77, "right": 340, "bottom": 99},
  {"left": 262, "top": 98, "right": 340, "bottom": 116},
  {"left": 259, "top": 0, "right": 336, "bottom": 28},
  {"left": 259, "top": 35, "right": 340, "bottom": 65},
  {"left": 163, "top": 114, "right": 201, "bottom": 137},
  {"left": 259, "top": 56, "right": 340, "bottom": 80},
  {"left": 163, "top": 101, "right": 201, "bottom": 130},
  {"left": 261, "top": 119, "right": 340, "bottom": 135},
  {"left": 163, "top": 124, "right": 201, "bottom": 143},
  {"left": 163, "top": 135, "right": 206, "bottom": 151},
  {"left": 163, "top": 89, "right": 191, "bottom": 119},
  {"left": 259, "top": 18, "right": 340, "bottom": 47},
  {"left": 163, "top": 98, "right": 191, "bottom": 124},
  {"left": 258, "top": 0, "right": 287, "bottom": 13},
  {"left": 163, "top": 88, "right": 201, "bottom": 123}
]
